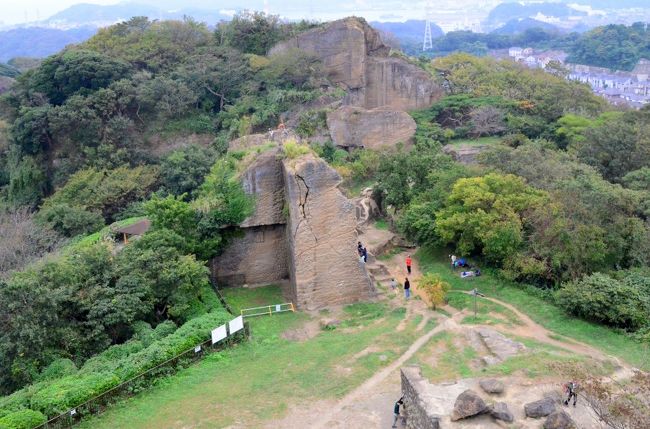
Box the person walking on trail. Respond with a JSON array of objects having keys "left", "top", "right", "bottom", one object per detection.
[
  {"left": 404, "top": 278, "right": 411, "bottom": 299},
  {"left": 564, "top": 381, "right": 579, "bottom": 406},
  {"left": 390, "top": 278, "right": 398, "bottom": 290},
  {"left": 392, "top": 397, "right": 405, "bottom": 428},
  {"left": 406, "top": 255, "right": 412, "bottom": 274}
]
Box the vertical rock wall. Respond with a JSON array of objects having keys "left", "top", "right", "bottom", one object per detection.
[
  {"left": 401, "top": 366, "right": 442, "bottom": 429},
  {"left": 283, "top": 154, "right": 374, "bottom": 310}
]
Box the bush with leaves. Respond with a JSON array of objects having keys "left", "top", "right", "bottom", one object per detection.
[
  {"left": 0, "top": 409, "right": 46, "bottom": 429},
  {"left": 418, "top": 273, "right": 451, "bottom": 309}
]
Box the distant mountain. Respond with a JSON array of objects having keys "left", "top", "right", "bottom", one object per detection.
[
  {"left": 0, "top": 27, "right": 96, "bottom": 62},
  {"left": 487, "top": 3, "right": 586, "bottom": 26},
  {"left": 0, "top": 63, "right": 20, "bottom": 78},
  {"left": 371, "top": 20, "right": 444, "bottom": 44},
  {"left": 492, "top": 18, "right": 561, "bottom": 35},
  {"left": 44, "top": 1, "right": 233, "bottom": 28}
]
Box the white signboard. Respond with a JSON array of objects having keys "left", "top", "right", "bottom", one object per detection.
[
  {"left": 228, "top": 315, "right": 244, "bottom": 334},
  {"left": 211, "top": 324, "right": 227, "bottom": 344},
  {"left": 194, "top": 345, "right": 202, "bottom": 353}
]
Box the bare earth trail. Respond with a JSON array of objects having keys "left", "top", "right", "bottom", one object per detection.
[{"left": 268, "top": 232, "right": 637, "bottom": 428}]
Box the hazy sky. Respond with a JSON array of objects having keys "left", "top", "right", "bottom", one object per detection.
[{"left": 0, "top": 0, "right": 119, "bottom": 24}]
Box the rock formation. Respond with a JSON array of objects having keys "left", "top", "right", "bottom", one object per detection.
[
  {"left": 525, "top": 397, "right": 557, "bottom": 418},
  {"left": 544, "top": 410, "right": 577, "bottom": 429},
  {"left": 326, "top": 106, "right": 416, "bottom": 149},
  {"left": 479, "top": 379, "right": 505, "bottom": 394},
  {"left": 212, "top": 140, "right": 375, "bottom": 309},
  {"left": 283, "top": 153, "right": 374, "bottom": 309},
  {"left": 400, "top": 366, "right": 441, "bottom": 429},
  {"left": 450, "top": 389, "right": 488, "bottom": 421},
  {"left": 489, "top": 402, "right": 514, "bottom": 423},
  {"left": 443, "top": 143, "right": 491, "bottom": 165},
  {"left": 270, "top": 17, "right": 443, "bottom": 149}
]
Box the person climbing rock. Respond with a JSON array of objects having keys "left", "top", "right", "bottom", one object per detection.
[
  {"left": 392, "top": 397, "right": 405, "bottom": 428},
  {"left": 405, "top": 255, "right": 412, "bottom": 274},
  {"left": 358, "top": 241, "right": 363, "bottom": 256},
  {"left": 404, "top": 278, "right": 411, "bottom": 299},
  {"left": 362, "top": 247, "right": 368, "bottom": 263},
  {"left": 564, "top": 381, "right": 579, "bottom": 406}
]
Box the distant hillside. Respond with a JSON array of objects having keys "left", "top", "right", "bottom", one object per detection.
[
  {"left": 0, "top": 27, "right": 96, "bottom": 62},
  {"left": 371, "top": 20, "right": 443, "bottom": 43},
  {"left": 44, "top": 2, "right": 233, "bottom": 28},
  {"left": 492, "top": 18, "right": 561, "bottom": 35},
  {"left": 0, "top": 63, "right": 19, "bottom": 78},
  {"left": 487, "top": 2, "right": 586, "bottom": 27}
]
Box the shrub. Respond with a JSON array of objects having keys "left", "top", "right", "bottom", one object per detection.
[
  {"left": 417, "top": 273, "right": 451, "bottom": 309},
  {"left": 0, "top": 409, "right": 47, "bottom": 429},
  {"left": 282, "top": 140, "right": 310, "bottom": 159},
  {"left": 556, "top": 272, "right": 650, "bottom": 331},
  {"left": 35, "top": 203, "right": 104, "bottom": 237},
  {"left": 36, "top": 359, "right": 77, "bottom": 382}
]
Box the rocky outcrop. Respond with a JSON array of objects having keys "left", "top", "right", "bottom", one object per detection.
[
  {"left": 450, "top": 390, "right": 488, "bottom": 421},
  {"left": 525, "top": 397, "right": 556, "bottom": 418},
  {"left": 353, "top": 187, "right": 380, "bottom": 228},
  {"left": 473, "top": 327, "right": 526, "bottom": 365},
  {"left": 544, "top": 410, "right": 576, "bottom": 429},
  {"left": 270, "top": 17, "right": 442, "bottom": 112},
  {"left": 400, "top": 366, "right": 441, "bottom": 429},
  {"left": 326, "top": 106, "right": 416, "bottom": 149},
  {"left": 479, "top": 379, "right": 505, "bottom": 394},
  {"left": 240, "top": 149, "right": 285, "bottom": 228},
  {"left": 489, "top": 402, "right": 514, "bottom": 423},
  {"left": 443, "top": 144, "right": 490, "bottom": 165},
  {"left": 283, "top": 153, "right": 374, "bottom": 309}
]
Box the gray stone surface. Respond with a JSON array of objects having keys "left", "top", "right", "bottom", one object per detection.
[
  {"left": 525, "top": 397, "right": 557, "bottom": 418},
  {"left": 240, "top": 148, "right": 286, "bottom": 228},
  {"left": 271, "top": 17, "right": 442, "bottom": 112},
  {"left": 544, "top": 410, "right": 577, "bottom": 429},
  {"left": 400, "top": 366, "right": 441, "bottom": 429},
  {"left": 326, "top": 106, "right": 416, "bottom": 149},
  {"left": 476, "top": 327, "right": 526, "bottom": 363},
  {"left": 450, "top": 389, "right": 488, "bottom": 421},
  {"left": 211, "top": 225, "right": 289, "bottom": 287},
  {"left": 479, "top": 378, "right": 505, "bottom": 394},
  {"left": 489, "top": 402, "right": 514, "bottom": 423},
  {"left": 283, "top": 154, "right": 375, "bottom": 309}
]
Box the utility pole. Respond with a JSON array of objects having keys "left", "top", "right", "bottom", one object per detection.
[{"left": 470, "top": 288, "right": 485, "bottom": 321}]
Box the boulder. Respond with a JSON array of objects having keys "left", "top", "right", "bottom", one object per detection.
[
  {"left": 525, "top": 397, "right": 556, "bottom": 418},
  {"left": 450, "top": 389, "right": 488, "bottom": 421},
  {"left": 326, "top": 106, "right": 416, "bottom": 149},
  {"left": 489, "top": 402, "right": 514, "bottom": 423},
  {"left": 543, "top": 410, "right": 576, "bottom": 429},
  {"left": 479, "top": 379, "right": 505, "bottom": 394}
]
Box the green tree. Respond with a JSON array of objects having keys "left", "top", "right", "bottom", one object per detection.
[
  {"left": 160, "top": 144, "right": 218, "bottom": 198},
  {"left": 435, "top": 173, "right": 546, "bottom": 263}
]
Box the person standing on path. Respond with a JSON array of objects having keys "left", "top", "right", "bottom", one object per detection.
[
  {"left": 392, "top": 397, "right": 405, "bottom": 428},
  {"left": 405, "top": 255, "right": 412, "bottom": 274},
  {"left": 404, "top": 278, "right": 411, "bottom": 299},
  {"left": 390, "top": 278, "right": 397, "bottom": 290}
]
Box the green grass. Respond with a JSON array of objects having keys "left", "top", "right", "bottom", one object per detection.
[
  {"left": 374, "top": 219, "right": 389, "bottom": 230},
  {"left": 410, "top": 331, "right": 476, "bottom": 382},
  {"left": 446, "top": 136, "right": 501, "bottom": 148},
  {"left": 447, "top": 292, "right": 522, "bottom": 326},
  {"left": 416, "top": 246, "right": 650, "bottom": 371},
  {"left": 79, "top": 285, "right": 423, "bottom": 429}
]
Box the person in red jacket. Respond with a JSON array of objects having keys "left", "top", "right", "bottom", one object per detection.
[{"left": 405, "top": 255, "right": 412, "bottom": 274}]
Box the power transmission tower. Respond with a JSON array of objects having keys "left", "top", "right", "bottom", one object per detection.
[
  {"left": 423, "top": 1, "right": 434, "bottom": 51},
  {"left": 423, "top": 20, "right": 433, "bottom": 51}
]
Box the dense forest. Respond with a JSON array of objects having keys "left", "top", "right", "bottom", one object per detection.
[{"left": 0, "top": 12, "right": 649, "bottom": 429}]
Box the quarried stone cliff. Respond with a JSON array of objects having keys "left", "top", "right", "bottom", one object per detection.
[
  {"left": 283, "top": 154, "right": 374, "bottom": 310},
  {"left": 212, "top": 141, "right": 374, "bottom": 308},
  {"left": 326, "top": 106, "right": 416, "bottom": 149}
]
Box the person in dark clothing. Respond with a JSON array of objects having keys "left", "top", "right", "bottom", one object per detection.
[
  {"left": 564, "top": 381, "right": 578, "bottom": 406},
  {"left": 392, "top": 397, "right": 405, "bottom": 428},
  {"left": 362, "top": 247, "right": 368, "bottom": 262},
  {"left": 358, "top": 242, "right": 363, "bottom": 256},
  {"left": 404, "top": 278, "right": 411, "bottom": 299}
]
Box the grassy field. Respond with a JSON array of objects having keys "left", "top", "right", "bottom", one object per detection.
[
  {"left": 79, "top": 285, "right": 424, "bottom": 429},
  {"left": 416, "top": 246, "right": 650, "bottom": 371},
  {"left": 445, "top": 136, "right": 501, "bottom": 148}
]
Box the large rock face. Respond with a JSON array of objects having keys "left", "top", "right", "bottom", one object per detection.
[
  {"left": 544, "top": 410, "right": 576, "bottom": 429},
  {"left": 283, "top": 154, "right": 374, "bottom": 309},
  {"left": 271, "top": 17, "right": 442, "bottom": 112},
  {"left": 525, "top": 397, "right": 556, "bottom": 418},
  {"left": 240, "top": 149, "right": 285, "bottom": 228},
  {"left": 326, "top": 106, "right": 416, "bottom": 149}
]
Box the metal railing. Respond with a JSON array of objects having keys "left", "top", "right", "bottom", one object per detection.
[
  {"left": 240, "top": 303, "right": 295, "bottom": 318},
  {"left": 33, "top": 325, "right": 249, "bottom": 429}
]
